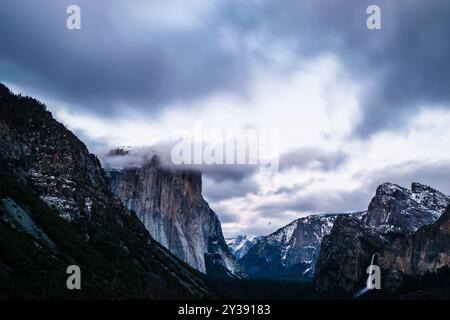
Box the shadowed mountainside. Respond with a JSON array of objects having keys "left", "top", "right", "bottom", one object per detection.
[{"left": 0, "top": 83, "right": 216, "bottom": 299}]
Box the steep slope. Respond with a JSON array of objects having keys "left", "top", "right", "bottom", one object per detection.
[
  {"left": 0, "top": 83, "right": 215, "bottom": 299},
  {"left": 239, "top": 213, "right": 364, "bottom": 281},
  {"left": 314, "top": 216, "right": 388, "bottom": 295},
  {"left": 107, "top": 155, "right": 242, "bottom": 277}
]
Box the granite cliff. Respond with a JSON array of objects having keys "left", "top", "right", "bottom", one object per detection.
[{"left": 107, "top": 155, "right": 242, "bottom": 276}]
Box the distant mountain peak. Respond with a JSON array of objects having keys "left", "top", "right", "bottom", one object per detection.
[
  {"left": 226, "top": 235, "right": 261, "bottom": 260},
  {"left": 376, "top": 182, "right": 408, "bottom": 197}
]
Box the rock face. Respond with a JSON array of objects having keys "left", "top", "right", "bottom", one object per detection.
[
  {"left": 107, "top": 159, "right": 241, "bottom": 276},
  {"left": 0, "top": 83, "right": 215, "bottom": 299},
  {"left": 314, "top": 216, "right": 388, "bottom": 294},
  {"left": 238, "top": 213, "right": 364, "bottom": 281},
  {"left": 379, "top": 205, "right": 450, "bottom": 276},
  {"left": 364, "top": 182, "right": 449, "bottom": 233},
  {"left": 314, "top": 182, "right": 450, "bottom": 296}
]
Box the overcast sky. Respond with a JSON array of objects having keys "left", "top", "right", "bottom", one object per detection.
[{"left": 1, "top": 0, "right": 450, "bottom": 237}]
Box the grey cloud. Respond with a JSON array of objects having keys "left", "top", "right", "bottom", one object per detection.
[
  {"left": 211, "top": 205, "right": 240, "bottom": 223},
  {"left": 273, "top": 185, "right": 298, "bottom": 196},
  {"left": 217, "top": 212, "right": 238, "bottom": 223},
  {"left": 0, "top": 0, "right": 250, "bottom": 118},
  {"left": 256, "top": 0, "right": 450, "bottom": 137},
  {"left": 202, "top": 176, "right": 260, "bottom": 202},
  {"left": 224, "top": 0, "right": 450, "bottom": 137},
  {"left": 355, "top": 161, "right": 450, "bottom": 196},
  {"left": 199, "top": 165, "right": 259, "bottom": 183},
  {"left": 273, "top": 178, "right": 323, "bottom": 195},
  {"left": 256, "top": 188, "right": 369, "bottom": 219},
  {"left": 279, "top": 147, "right": 347, "bottom": 171}
]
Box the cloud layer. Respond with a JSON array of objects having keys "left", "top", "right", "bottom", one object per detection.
[{"left": 2, "top": 0, "right": 450, "bottom": 136}]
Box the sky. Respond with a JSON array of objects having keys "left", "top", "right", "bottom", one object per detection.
[{"left": 1, "top": 0, "right": 450, "bottom": 237}]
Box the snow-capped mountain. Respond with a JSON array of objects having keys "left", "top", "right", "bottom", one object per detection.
[
  {"left": 238, "top": 212, "right": 365, "bottom": 281},
  {"left": 364, "top": 182, "right": 449, "bottom": 233},
  {"left": 238, "top": 182, "right": 449, "bottom": 284},
  {"left": 226, "top": 235, "right": 261, "bottom": 259}
]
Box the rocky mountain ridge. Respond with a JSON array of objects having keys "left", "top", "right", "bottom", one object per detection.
[{"left": 380, "top": 204, "right": 450, "bottom": 278}]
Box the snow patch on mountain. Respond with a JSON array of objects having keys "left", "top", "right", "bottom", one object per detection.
[
  {"left": 226, "top": 235, "right": 261, "bottom": 259},
  {"left": 238, "top": 212, "right": 366, "bottom": 280},
  {"left": 364, "top": 182, "right": 449, "bottom": 233}
]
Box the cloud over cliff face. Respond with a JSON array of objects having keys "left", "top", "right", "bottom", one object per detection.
[{"left": 2, "top": 1, "right": 450, "bottom": 237}]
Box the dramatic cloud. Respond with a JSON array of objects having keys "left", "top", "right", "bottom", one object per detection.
[
  {"left": 100, "top": 144, "right": 259, "bottom": 183},
  {"left": 244, "top": 0, "right": 450, "bottom": 137},
  {"left": 0, "top": 0, "right": 251, "bottom": 117},
  {"left": 2, "top": 0, "right": 450, "bottom": 136}
]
